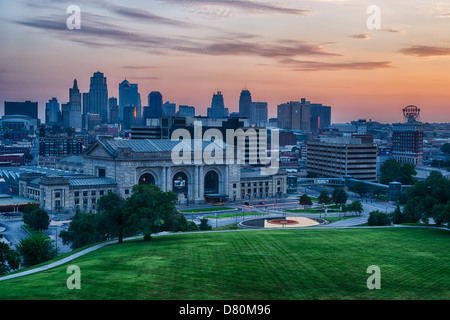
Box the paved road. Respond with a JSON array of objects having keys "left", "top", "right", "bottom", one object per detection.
[{"left": 0, "top": 219, "right": 28, "bottom": 249}]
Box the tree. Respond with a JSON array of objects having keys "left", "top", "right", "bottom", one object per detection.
[
  {"left": 380, "top": 159, "right": 417, "bottom": 185},
  {"left": 318, "top": 190, "right": 331, "bottom": 205},
  {"left": 390, "top": 205, "right": 404, "bottom": 224},
  {"left": 97, "top": 192, "right": 129, "bottom": 244},
  {"left": 23, "top": 208, "right": 50, "bottom": 232},
  {"left": 348, "top": 200, "right": 364, "bottom": 216},
  {"left": 400, "top": 162, "right": 417, "bottom": 186},
  {"left": 299, "top": 194, "right": 312, "bottom": 208},
  {"left": 403, "top": 171, "right": 450, "bottom": 225},
  {"left": 368, "top": 210, "right": 391, "bottom": 226},
  {"left": 380, "top": 159, "right": 402, "bottom": 185},
  {"left": 0, "top": 242, "right": 20, "bottom": 275},
  {"left": 352, "top": 182, "right": 368, "bottom": 197},
  {"left": 60, "top": 211, "right": 107, "bottom": 249},
  {"left": 125, "top": 184, "right": 180, "bottom": 241},
  {"left": 16, "top": 233, "right": 56, "bottom": 267},
  {"left": 332, "top": 188, "right": 348, "bottom": 207},
  {"left": 432, "top": 202, "right": 450, "bottom": 226},
  {"left": 199, "top": 218, "right": 212, "bottom": 230}
]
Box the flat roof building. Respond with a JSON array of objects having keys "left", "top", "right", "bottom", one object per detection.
[{"left": 307, "top": 137, "right": 378, "bottom": 181}]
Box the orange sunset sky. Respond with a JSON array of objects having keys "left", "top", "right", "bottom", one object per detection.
[{"left": 1, "top": 0, "right": 449, "bottom": 123}]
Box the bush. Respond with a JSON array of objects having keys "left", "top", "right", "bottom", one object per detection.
[
  {"left": 199, "top": 218, "right": 212, "bottom": 230},
  {"left": 16, "top": 233, "right": 56, "bottom": 267},
  {"left": 368, "top": 210, "right": 391, "bottom": 226}
]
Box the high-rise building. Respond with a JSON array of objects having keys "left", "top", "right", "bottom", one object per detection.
[
  {"left": 108, "top": 97, "right": 120, "bottom": 125},
  {"left": 162, "top": 102, "right": 176, "bottom": 117},
  {"left": 310, "top": 103, "right": 331, "bottom": 129},
  {"left": 277, "top": 99, "right": 310, "bottom": 133},
  {"left": 147, "top": 91, "right": 163, "bottom": 118},
  {"left": 119, "top": 79, "right": 141, "bottom": 122},
  {"left": 45, "top": 98, "right": 60, "bottom": 126},
  {"left": 250, "top": 102, "right": 268, "bottom": 125},
  {"left": 392, "top": 105, "right": 424, "bottom": 165},
  {"left": 307, "top": 137, "right": 378, "bottom": 181},
  {"left": 61, "top": 103, "right": 71, "bottom": 128},
  {"left": 207, "top": 91, "right": 229, "bottom": 118},
  {"left": 239, "top": 89, "right": 252, "bottom": 119},
  {"left": 4, "top": 101, "right": 38, "bottom": 119},
  {"left": 69, "top": 79, "right": 82, "bottom": 132},
  {"left": 178, "top": 105, "right": 195, "bottom": 117},
  {"left": 123, "top": 105, "right": 137, "bottom": 130},
  {"left": 88, "top": 71, "right": 108, "bottom": 123}
]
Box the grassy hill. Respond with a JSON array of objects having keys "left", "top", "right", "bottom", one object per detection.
[{"left": 0, "top": 227, "right": 449, "bottom": 300}]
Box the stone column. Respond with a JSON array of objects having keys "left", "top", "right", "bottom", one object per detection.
[
  {"left": 166, "top": 166, "right": 172, "bottom": 192},
  {"left": 161, "top": 167, "right": 166, "bottom": 192},
  {"left": 198, "top": 165, "right": 204, "bottom": 202},
  {"left": 194, "top": 165, "right": 199, "bottom": 202},
  {"left": 224, "top": 165, "right": 229, "bottom": 197}
]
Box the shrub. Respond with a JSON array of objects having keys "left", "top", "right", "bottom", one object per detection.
[
  {"left": 199, "top": 218, "right": 212, "bottom": 230},
  {"left": 368, "top": 210, "right": 391, "bottom": 226}
]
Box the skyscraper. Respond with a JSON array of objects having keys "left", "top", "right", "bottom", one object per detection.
[
  {"left": 250, "top": 102, "right": 268, "bottom": 125},
  {"left": 45, "top": 97, "right": 60, "bottom": 126},
  {"left": 109, "top": 97, "right": 120, "bottom": 124},
  {"left": 69, "top": 79, "right": 82, "bottom": 132},
  {"left": 277, "top": 99, "right": 310, "bottom": 133},
  {"left": 119, "top": 79, "right": 141, "bottom": 122},
  {"left": 239, "top": 89, "right": 252, "bottom": 119},
  {"left": 123, "top": 105, "right": 137, "bottom": 130},
  {"left": 162, "top": 101, "right": 176, "bottom": 117},
  {"left": 207, "top": 91, "right": 229, "bottom": 118},
  {"left": 310, "top": 103, "right": 331, "bottom": 129},
  {"left": 147, "top": 91, "right": 163, "bottom": 118},
  {"left": 88, "top": 71, "right": 108, "bottom": 123}
]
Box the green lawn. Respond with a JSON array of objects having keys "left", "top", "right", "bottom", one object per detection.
[{"left": 0, "top": 228, "right": 449, "bottom": 300}]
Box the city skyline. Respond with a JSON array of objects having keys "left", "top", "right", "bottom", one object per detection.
[{"left": 1, "top": 0, "right": 450, "bottom": 123}]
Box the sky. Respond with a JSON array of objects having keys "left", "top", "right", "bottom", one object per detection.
[{"left": 0, "top": 0, "right": 449, "bottom": 124}]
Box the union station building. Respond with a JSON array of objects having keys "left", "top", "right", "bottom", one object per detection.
[{"left": 15, "top": 136, "right": 287, "bottom": 212}]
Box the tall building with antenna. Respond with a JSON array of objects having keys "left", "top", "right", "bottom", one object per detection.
[{"left": 207, "top": 91, "right": 229, "bottom": 118}]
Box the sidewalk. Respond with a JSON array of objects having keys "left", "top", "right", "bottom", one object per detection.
[{"left": 0, "top": 236, "right": 139, "bottom": 282}]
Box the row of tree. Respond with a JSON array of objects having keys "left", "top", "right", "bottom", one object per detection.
[
  {"left": 60, "top": 184, "right": 204, "bottom": 249},
  {"left": 299, "top": 189, "right": 364, "bottom": 216}
]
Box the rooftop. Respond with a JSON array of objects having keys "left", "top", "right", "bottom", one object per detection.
[
  {"left": 69, "top": 177, "right": 117, "bottom": 187},
  {"left": 97, "top": 137, "right": 227, "bottom": 155}
]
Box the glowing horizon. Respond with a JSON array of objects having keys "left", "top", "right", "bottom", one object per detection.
[{"left": 0, "top": 0, "right": 449, "bottom": 124}]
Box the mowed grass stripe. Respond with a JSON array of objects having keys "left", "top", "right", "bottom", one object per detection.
[{"left": 0, "top": 228, "right": 448, "bottom": 300}]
